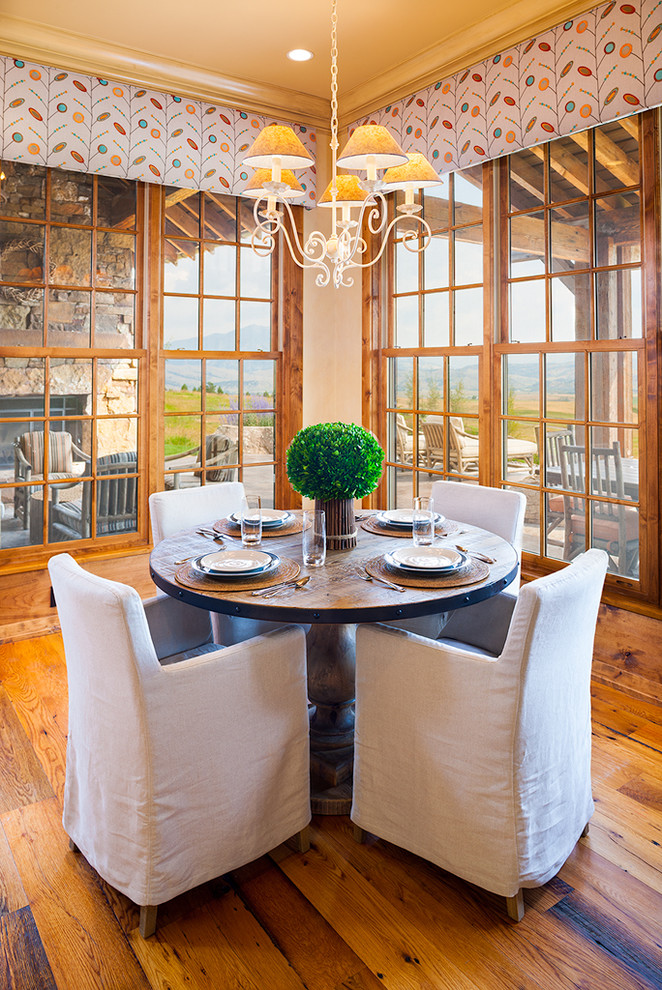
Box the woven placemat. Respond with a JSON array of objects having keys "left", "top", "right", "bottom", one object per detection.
[
  {"left": 360, "top": 516, "right": 460, "bottom": 539},
  {"left": 213, "top": 516, "right": 304, "bottom": 538},
  {"left": 175, "top": 556, "right": 300, "bottom": 592},
  {"left": 365, "top": 554, "right": 489, "bottom": 588}
]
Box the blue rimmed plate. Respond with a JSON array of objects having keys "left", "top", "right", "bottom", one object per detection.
[
  {"left": 385, "top": 545, "right": 466, "bottom": 573},
  {"left": 192, "top": 549, "right": 279, "bottom": 577}
]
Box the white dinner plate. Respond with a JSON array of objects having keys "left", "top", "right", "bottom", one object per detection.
[
  {"left": 230, "top": 509, "right": 292, "bottom": 528},
  {"left": 193, "top": 549, "right": 279, "bottom": 576},
  {"left": 385, "top": 546, "right": 466, "bottom": 573},
  {"left": 377, "top": 509, "right": 445, "bottom": 528}
]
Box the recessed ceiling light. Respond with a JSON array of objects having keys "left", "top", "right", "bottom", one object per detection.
[{"left": 287, "top": 49, "right": 314, "bottom": 62}]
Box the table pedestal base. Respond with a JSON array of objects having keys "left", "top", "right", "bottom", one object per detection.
[{"left": 306, "top": 622, "right": 356, "bottom": 815}]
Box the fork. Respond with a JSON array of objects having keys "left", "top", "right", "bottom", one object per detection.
[
  {"left": 357, "top": 569, "right": 405, "bottom": 593},
  {"left": 455, "top": 544, "right": 495, "bottom": 564}
]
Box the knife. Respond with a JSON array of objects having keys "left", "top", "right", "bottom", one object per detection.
[{"left": 251, "top": 575, "right": 310, "bottom": 597}]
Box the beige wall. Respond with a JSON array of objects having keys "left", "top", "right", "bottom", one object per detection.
[{"left": 301, "top": 127, "right": 363, "bottom": 431}]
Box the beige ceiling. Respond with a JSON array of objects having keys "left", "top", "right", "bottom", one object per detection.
[{"left": 1, "top": 0, "right": 594, "bottom": 126}]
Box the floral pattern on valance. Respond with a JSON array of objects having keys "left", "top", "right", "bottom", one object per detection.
[
  {"left": 351, "top": 0, "right": 662, "bottom": 171},
  {"left": 0, "top": 55, "right": 318, "bottom": 201}
]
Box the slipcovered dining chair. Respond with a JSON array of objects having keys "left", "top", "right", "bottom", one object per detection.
[
  {"left": 149, "top": 483, "right": 287, "bottom": 645},
  {"left": 352, "top": 549, "right": 608, "bottom": 922},
  {"left": 49, "top": 553, "right": 311, "bottom": 939}
]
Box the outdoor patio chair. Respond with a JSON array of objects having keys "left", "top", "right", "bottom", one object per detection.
[{"left": 13, "top": 429, "right": 89, "bottom": 530}]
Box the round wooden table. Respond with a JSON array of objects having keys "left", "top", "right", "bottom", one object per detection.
[{"left": 150, "top": 514, "right": 519, "bottom": 814}]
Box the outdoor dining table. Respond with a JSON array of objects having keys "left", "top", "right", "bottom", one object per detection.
[{"left": 149, "top": 510, "right": 519, "bottom": 814}]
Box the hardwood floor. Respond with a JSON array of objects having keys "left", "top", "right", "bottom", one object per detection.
[{"left": 0, "top": 633, "right": 661, "bottom": 990}]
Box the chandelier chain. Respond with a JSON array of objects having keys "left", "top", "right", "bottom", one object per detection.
[{"left": 330, "top": 0, "right": 339, "bottom": 158}]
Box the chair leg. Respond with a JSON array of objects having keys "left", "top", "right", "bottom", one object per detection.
[
  {"left": 68, "top": 837, "right": 79, "bottom": 853},
  {"left": 139, "top": 904, "right": 158, "bottom": 939},
  {"left": 506, "top": 890, "right": 525, "bottom": 922},
  {"left": 286, "top": 825, "right": 311, "bottom": 854},
  {"left": 353, "top": 824, "right": 367, "bottom": 844},
  {"left": 581, "top": 822, "right": 590, "bottom": 838}
]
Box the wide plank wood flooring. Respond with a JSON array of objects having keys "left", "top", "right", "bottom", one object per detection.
[{"left": 0, "top": 632, "right": 660, "bottom": 990}]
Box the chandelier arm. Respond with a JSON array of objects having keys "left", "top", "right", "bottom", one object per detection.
[{"left": 338, "top": 214, "right": 434, "bottom": 274}]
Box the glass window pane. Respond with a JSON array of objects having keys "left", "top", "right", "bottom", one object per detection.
[
  {"left": 510, "top": 280, "right": 546, "bottom": 343},
  {"left": 206, "top": 359, "right": 239, "bottom": 411},
  {"left": 549, "top": 135, "right": 588, "bottom": 204},
  {"left": 50, "top": 358, "right": 92, "bottom": 417},
  {"left": 242, "top": 411, "right": 275, "bottom": 462},
  {"left": 551, "top": 273, "right": 591, "bottom": 341},
  {"left": 453, "top": 165, "right": 483, "bottom": 220},
  {"left": 594, "top": 119, "right": 640, "bottom": 193},
  {"left": 395, "top": 240, "right": 419, "bottom": 294},
  {"left": 240, "top": 246, "right": 271, "bottom": 299},
  {"left": 0, "top": 359, "right": 45, "bottom": 418},
  {"left": 543, "top": 422, "right": 579, "bottom": 490},
  {"left": 504, "top": 353, "right": 539, "bottom": 419},
  {"left": 50, "top": 170, "right": 93, "bottom": 224},
  {"left": 96, "top": 232, "right": 135, "bottom": 290},
  {"left": 449, "top": 356, "right": 479, "bottom": 415},
  {"left": 49, "top": 228, "right": 92, "bottom": 285},
  {"left": 453, "top": 287, "right": 482, "bottom": 346},
  {"left": 239, "top": 198, "right": 261, "bottom": 242},
  {"left": 97, "top": 176, "right": 136, "bottom": 230},
  {"left": 418, "top": 357, "right": 444, "bottom": 411},
  {"left": 550, "top": 201, "right": 589, "bottom": 273},
  {"left": 96, "top": 417, "right": 137, "bottom": 459},
  {"left": 596, "top": 268, "right": 642, "bottom": 340},
  {"left": 165, "top": 360, "right": 201, "bottom": 411},
  {"left": 591, "top": 352, "right": 638, "bottom": 425},
  {"left": 509, "top": 148, "right": 544, "bottom": 212},
  {"left": 97, "top": 358, "right": 138, "bottom": 417},
  {"left": 0, "top": 222, "right": 45, "bottom": 282},
  {"left": 203, "top": 298, "right": 235, "bottom": 349},
  {"left": 204, "top": 193, "right": 237, "bottom": 240},
  {"left": 242, "top": 464, "right": 274, "bottom": 507},
  {"left": 50, "top": 480, "right": 90, "bottom": 544},
  {"left": 163, "top": 296, "right": 198, "bottom": 348},
  {"left": 589, "top": 426, "right": 639, "bottom": 504},
  {"left": 590, "top": 499, "right": 638, "bottom": 577},
  {"left": 165, "top": 189, "right": 200, "bottom": 237},
  {"left": 510, "top": 212, "right": 545, "bottom": 277},
  {"left": 0, "top": 162, "right": 46, "bottom": 220},
  {"left": 164, "top": 416, "right": 202, "bottom": 481},
  {"left": 392, "top": 463, "right": 414, "bottom": 507},
  {"left": 95, "top": 292, "right": 135, "bottom": 347},
  {"left": 239, "top": 301, "right": 270, "bottom": 350},
  {"left": 203, "top": 419, "right": 239, "bottom": 485},
  {"left": 391, "top": 357, "right": 413, "bottom": 409},
  {"left": 595, "top": 192, "right": 640, "bottom": 267},
  {"left": 503, "top": 420, "right": 537, "bottom": 481},
  {"left": 163, "top": 247, "right": 199, "bottom": 294},
  {"left": 423, "top": 233, "right": 449, "bottom": 290},
  {"left": 395, "top": 295, "right": 418, "bottom": 347},
  {"left": 423, "top": 291, "right": 449, "bottom": 347},
  {"left": 243, "top": 359, "right": 275, "bottom": 406},
  {"left": 454, "top": 226, "right": 482, "bottom": 286},
  {"left": 47, "top": 289, "right": 91, "bottom": 347},
  {"left": 423, "top": 176, "right": 449, "bottom": 231},
  {"left": 545, "top": 352, "right": 585, "bottom": 421},
  {"left": 514, "top": 485, "right": 540, "bottom": 555},
  {"left": 0, "top": 287, "right": 44, "bottom": 345},
  {"left": 204, "top": 243, "right": 236, "bottom": 297}
]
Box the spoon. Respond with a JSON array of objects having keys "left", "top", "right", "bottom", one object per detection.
[
  {"left": 254, "top": 575, "right": 310, "bottom": 598},
  {"left": 455, "top": 544, "right": 495, "bottom": 564}
]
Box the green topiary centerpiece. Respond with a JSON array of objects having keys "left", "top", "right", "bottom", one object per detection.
[{"left": 286, "top": 422, "right": 384, "bottom": 548}]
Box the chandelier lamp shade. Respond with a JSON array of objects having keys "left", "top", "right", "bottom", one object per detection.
[{"left": 240, "top": 0, "right": 441, "bottom": 288}]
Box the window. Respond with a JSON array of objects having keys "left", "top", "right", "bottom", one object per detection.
[
  {"left": 370, "top": 111, "right": 659, "bottom": 605},
  {"left": 160, "top": 190, "right": 280, "bottom": 505},
  {"left": 501, "top": 117, "right": 646, "bottom": 585},
  {"left": 0, "top": 163, "right": 143, "bottom": 552},
  {"left": 381, "top": 165, "right": 489, "bottom": 506}
]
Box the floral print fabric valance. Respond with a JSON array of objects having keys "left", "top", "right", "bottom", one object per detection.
[
  {"left": 351, "top": 0, "right": 662, "bottom": 172},
  {"left": 0, "top": 55, "right": 318, "bottom": 202}
]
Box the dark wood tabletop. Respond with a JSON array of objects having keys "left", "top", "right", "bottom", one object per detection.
[{"left": 149, "top": 513, "right": 519, "bottom": 625}]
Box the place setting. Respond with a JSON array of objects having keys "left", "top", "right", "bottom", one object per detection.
[
  {"left": 213, "top": 498, "right": 304, "bottom": 539},
  {"left": 362, "top": 495, "right": 490, "bottom": 589},
  {"left": 175, "top": 494, "right": 302, "bottom": 593},
  {"left": 360, "top": 501, "right": 460, "bottom": 539}
]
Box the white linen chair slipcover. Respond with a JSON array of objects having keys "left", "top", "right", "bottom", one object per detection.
[
  {"left": 148, "top": 484, "right": 286, "bottom": 645},
  {"left": 390, "top": 480, "right": 526, "bottom": 641},
  {"left": 49, "top": 553, "right": 311, "bottom": 938},
  {"left": 351, "top": 549, "right": 608, "bottom": 921}
]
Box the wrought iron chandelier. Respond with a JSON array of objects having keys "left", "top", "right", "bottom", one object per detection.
[{"left": 241, "top": 0, "right": 441, "bottom": 288}]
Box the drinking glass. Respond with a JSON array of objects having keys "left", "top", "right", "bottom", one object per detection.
[
  {"left": 240, "top": 495, "right": 262, "bottom": 546},
  {"left": 413, "top": 495, "right": 435, "bottom": 547},
  {"left": 302, "top": 509, "right": 326, "bottom": 567}
]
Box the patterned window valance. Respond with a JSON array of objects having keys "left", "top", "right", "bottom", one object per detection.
[
  {"left": 351, "top": 0, "right": 662, "bottom": 171},
  {"left": 0, "top": 55, "right": 318, "bottom": 202}
]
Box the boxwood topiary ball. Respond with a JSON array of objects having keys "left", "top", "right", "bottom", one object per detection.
[{"left": 286, "top": 422, "right": 384, "bottom": 501}]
